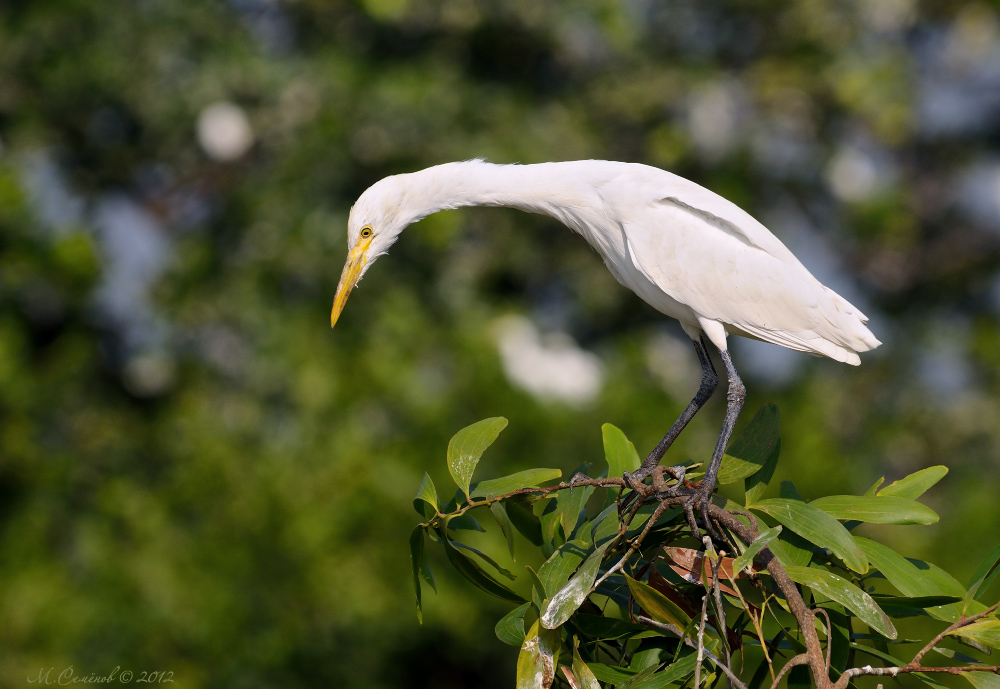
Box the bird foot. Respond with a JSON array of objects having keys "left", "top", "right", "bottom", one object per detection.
[
  {"left": 681, "top": 484, "right": 722, "bottom": 543},
  {"left": 620, "top": 465, "right": 687, "bottom": 515}
]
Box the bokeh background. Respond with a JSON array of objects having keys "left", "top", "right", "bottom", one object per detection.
[{"left": 2, "top": 0, "right": 1000, "bottom": 686}]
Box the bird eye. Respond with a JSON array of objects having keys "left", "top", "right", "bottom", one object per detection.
[{"left": 360, "top": 226, "right": 373, "bottom": 238}]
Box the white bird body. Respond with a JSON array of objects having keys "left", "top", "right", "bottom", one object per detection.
[{"left": 338, "top": 159, "right": 879, "bottom": 365}]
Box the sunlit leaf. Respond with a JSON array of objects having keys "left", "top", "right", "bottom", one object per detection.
[
  {"left": 541, "top": 542, "right": 610, "bottom": 629},
  {"left": 768, "top": 529, "right": 815, "bottom": 568},
  {"left": 963, "top": 673, "right": 1000, "bottom": 689},
  {"left": 734, "top": 526, "right": 781, "bottom": 573},
  {"left": 809, "top": 495, "right": 938, "bottom": 524},
  {"left": 717, "top": 404, "right": 780, "bottom": 484},
  {"left": 751, "top": 498, "right": 867, "bottom": 573},
  {"left": 496, "top": 602, "right": 532, "bottom": 647},
  {"left": 878, "top": 466, "right": 948, "bottom": 500},
  {"left": 471, "top": 468, "right": 563, "bottom": 499},
  {"left": 864, "top": 476, "right": 885, "bottom": 496},
  {"left": 443, "top": 539, "right": 523, "bottom": 602},
  {"left": 932, "top": 646, "right": 988, "bottom": 664},
  {"left": 413, "top": 472, "right": 439, "bottom": 518},
  {"left": 856, "top": 537, "right": 982, "bottom": 622},
  {"left": 784, "top": 565, "right": 896, "bottom": 639},
  {"left": 516, "top": 620, "right": 560, "bottom": 689},
  {"left": 603, "top": 423, "right": 640, "bottom": 480},
  {"left": 447, "top": 417, "right": 508, "bottom": 498},
  {"left": 624, "top": 574, "right": 692, "bottom": 629},
  {"left": 950, "top": 620, "right": 1000, "bottom": 651},
  {"left": 571, "top": 644, "right": 601, "bottom": 689},
  {"left": 619, "top": 651, "right": 700, "bottom": 689},
  {"left": 537, "top": 540, "right": 589, "bottom": 597}
]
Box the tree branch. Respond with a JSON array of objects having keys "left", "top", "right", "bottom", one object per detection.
[{"left": 636, "top": 616, "right": 749, "bottom": 689}]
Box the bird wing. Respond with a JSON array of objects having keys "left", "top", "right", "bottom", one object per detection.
[{"left": 620, "top": 187, "right": 879, "bottom": 364}]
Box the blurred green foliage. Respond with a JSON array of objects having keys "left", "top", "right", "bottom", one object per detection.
[{"left": 2, "top": 0, "right": 1000, "bottom": 687}]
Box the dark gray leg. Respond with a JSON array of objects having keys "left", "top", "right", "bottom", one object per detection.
[
  {"left": 625, "top": 337, "right": 719, "bottom": 486},
  {"left": 686, "top": 347, "right": 746, "bottom": 538}
]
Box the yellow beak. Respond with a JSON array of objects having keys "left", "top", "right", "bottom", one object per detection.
[{"left": 330, "top": 240, "right": 370, "bottom": 328}]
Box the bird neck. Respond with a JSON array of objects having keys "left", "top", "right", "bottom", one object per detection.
[{"left": 393, "top": 160, "right": 590, "bottom": 228}]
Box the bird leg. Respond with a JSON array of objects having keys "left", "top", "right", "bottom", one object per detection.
[
  {"left": 685, "top": 348, "right": 745, "bottom": 540},
  {"left": 623, "top": 337, "right": 718, "bottom": 490}
]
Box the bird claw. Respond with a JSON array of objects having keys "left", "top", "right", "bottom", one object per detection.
[
  {"left": 682, "top": 486, "right": 722, "bottom": 543},
  {"left": 569, "top": 472, "right": 591, "bottom": 495}
]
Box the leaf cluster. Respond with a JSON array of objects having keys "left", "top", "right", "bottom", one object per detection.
[{"left": 410, "top": 407, "right": 1000, "bottom": 689}]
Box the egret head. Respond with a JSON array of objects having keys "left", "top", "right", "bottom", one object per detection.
[{"left": 330, "top": 177, "right": 411, "bottom": 327}]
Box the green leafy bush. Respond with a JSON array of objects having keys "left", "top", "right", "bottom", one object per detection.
[{"left": 410, "top": 406, "right": 1000, "bottom": 689}]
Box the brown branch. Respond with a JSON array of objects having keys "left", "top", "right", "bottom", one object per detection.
[
  {"left": 813, "top": 607, "right": 832, "bottom": 678},
  {"left": 708, "top": 505, "right": 830, "bottom": 689}
]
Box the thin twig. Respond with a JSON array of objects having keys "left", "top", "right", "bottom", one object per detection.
[
  {"left": 594, "top": 498, "right": 674, "bottom": 590},
  {"left": 636, "top": 616, "right": 748, "bottom": 689},
  {"left": 708, "top": 541, "right": 731, "bottom": 689},
  {"left": 770, "top": 654, "right": 809, "bottom": 689},
  {"left": 723, "top": 567, "right": 775, "bottom": 680},
  {"left": 695, "top": 592, "right": 709, "bottom": 688},
  {"left": 912, "top": 602, "right": 1000, "bottom": 666},
  {"left": 813, "top": 607, "right": 833, "bottom": 677}
]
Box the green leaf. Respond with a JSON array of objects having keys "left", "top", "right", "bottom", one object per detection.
[
  {"left": 449, "top": 512, "right": 485, "bottom": 532},
  {"left": 448, "top": 417, "right": 508, "bottom": 498},
  {"left": 516, "top": 620, "right": 560, "bottom": 689},
  {"left": 734, "top": 526, "right": 782, "bottom": 573},
  {"left": 717, "top": 404, "right": 780, "bottom": 484},
  {"left": 624, "top": 574, "right": 692, "bottom": 629},
  {"left": 619, "top": 652, "right": 700, "bottom": 689},
  {"left": 933, "top": 645, "right": 989, "bottom": 664},
  {"left": 744, "top": 439, "right": 781, "bottom": 506},
  {"left": 950, "top": 620, "right": 1000, "bottom": 651},
  {"left": 587, "top": 663, "right": 638, "bottom": 684},
  {"left": 590, "top": 504, "right": 620, "bottom": 547},
  {"left": 451, "top": 540, "right": 516, "bottom": 580},
  {"left": 491, "top": 502, "right": 516, "bottom": 560},
  {"left": 964, "top": 673, "right": 1000, "bottom": 689},
  {"left": 496, "top": 602, "right": 532, "bottom": 647},
  {"left": 878, "top": 466, "right": 948, "bottom": 500},
  {"left": 537, "top": 540, "right": 590, "bottom": 597},
  {"left": 409, "top": 527, "right": 427, "bottom": 623},
  {"left": 809, "top": 495, "right": 939, "bottom": 525},
  {"left": 751, "top": 498, "right": 867, "bottom": 573},
  {"left": 784, "top": 565, "right": 896, "bottom": 639},
  {"left": 768, "top": 529, "right": 815, "bottom": 568},
  {"left": 572, "top": 644, "right": 602, "bottom": 689},
  {"left": 967, "top": 542, "right": 1000, "bottom": 604},
  {"left": 413, "top": 472, "right": 439, "bottom": 518},
  {"left": 507, "top": 495, "right": 544, "bottom": 546},
  {"left": 863, "top": 476, "right": 885, "bottom": 496},
  {"left": 541, "top": 542, "right": 611, "bottom": 629},
  {"left": 556, "top": 464, "right": 592, "bottom": 539},
  {"left": 856, "top": 537, "right": 979, "bottom": 622},
  {"left": 443, "top": 538, "right": 523, "bottom": 603},
  {"left": 470, "top": 468, "right": 563, "bottom": 499},
  {"left": 874, "top": 595, "right": 962, "bottom": 617},
  {"left": 526, "top": 566, "right": 547, "bottom": 611},
  {"left": 573, "top": 614, "right": 649, "bottom": 639},
  {"left": 603, "top": 423, "right": 640, "bottom": 479}
]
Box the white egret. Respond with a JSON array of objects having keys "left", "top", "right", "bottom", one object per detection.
[{"left": 330, "top": 159, "right": 880, "bottom": 534}]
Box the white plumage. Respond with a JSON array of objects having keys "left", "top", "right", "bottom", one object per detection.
[
  {"left": 330, "top": 159, "right": 880, "bottom": 532},
  {"left": 334, "top": 159, "right": 878, "bottom": 364}
]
